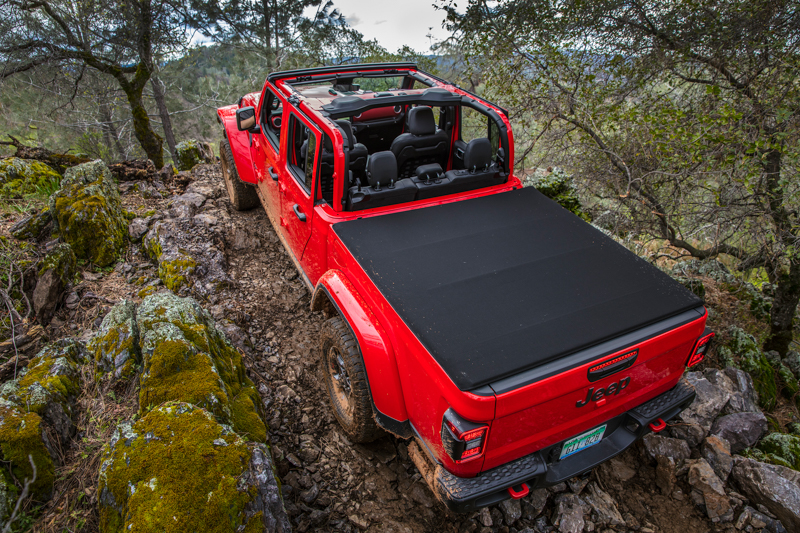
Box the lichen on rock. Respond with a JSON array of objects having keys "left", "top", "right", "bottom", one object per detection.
[
  {"left": 98, "top": 402, "right": 290, "bottom": 533},
  {"left": 89, "top": 300, "right": 141, "bottom": 381},
  {"left": 10, "top": 206, "right": 53, "bottom": 241},
  {"left": 49, "top": 159, "right": 127, "bottom": 267},
  {"left": 726, "top": 326, "right": 779, "bottom": 411},
  {"left": 136, "top": 292, "right": 267, "bottom": 442},
  {"left": 174, "top": 140, "right": 214, "bottom": 171},
  {"left": 0, "top": 469, "right": 18, "bottom": 523},
  {"left": 33, "top": 242, "right": 77, "bottom": 323},
  {"left": 755, "top": 433, "right": 800, "bottom": 471},
  {"left": 0, "top": 157, "right": 61, "bottom": 199}
]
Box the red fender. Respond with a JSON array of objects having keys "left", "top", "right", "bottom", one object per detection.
[
  {"left": 217, "top": 100, "right": 258, "bottom": 184},
  {"left": 312, "top": 269, "right": 409, "bottom": 427}
]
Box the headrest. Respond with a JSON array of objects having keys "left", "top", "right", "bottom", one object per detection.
[
  {"left": 335, "top": 120, "right": 355, "bottom": 150},
  {"left": 407, "top": 106, "right": 436, "bottom": 136},
  {"left": 366, "top": 151, "right": 397, "bottom": 188},
  {"left": 464, "top": 138, "right": 493, "bottom": 170}
]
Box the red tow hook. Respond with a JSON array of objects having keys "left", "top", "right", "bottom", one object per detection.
[
  {"left": 649, "top": 418, "right": 666, "bottom": 433},
  {"left": 508, "top": 483, "right": 530, "bottom": 499}
]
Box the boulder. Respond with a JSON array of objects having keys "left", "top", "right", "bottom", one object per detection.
[
  {"left": 642, "top": 433, "right": 691, "bottom": 463},
  {"left": 108, "top": 159, "right": 156, "bottom": 181},
  {"left": 669, "top": 422, "right": 707, "bottom": 448},
  {"left": 583, "top": 482, "right": 624, "bottom": 527},
  {"left": 687, "top": 458, "right": 734, "bottom": 522},
  {"left": 679, "top": 372, "right": 730, "bottom": 432},
  {"left": 756, "top": 433, "right": 800, "bottom": 471},
  {"left": 0, "top": 406, "right": 56, "bottom": 500},
  {"left": 727, "top": 326, "right": 778, "bottom": 410},
  {"left": 499, "top": 498, "right": 522, "bottom": 525},
  {"left": 10, "top": 207, "right": 53, "bottom": 241},
  {"left": 98, "top": 402, "right": 290, "bottom": 533},
  {"left": 0, "top": 470, "right": 18, "bottom": 523},
  {"left": 89, "top": 300, "right": 140, "bottom": 381},
  {"left": 127, "top": 217, "right": 150, "bottom": 242},
  {"left": 784, "top": 351, "right": 800, "bottom": 380},
  {"left": 722, "top": 366, "right": 760, "bottom": 414},
  {"left": 49, "top": 160, "right": 127, "bottom": 267},
  {"left": 135, "top": 292, "right": 266, "bottom": 442},
  {"left": 33, "top": 243, "right": 76, "bottom": 323},
  {"left": 701, "top": 435, "right": 734, "bottom": 482},
  {"left": 174, "top": 140, "right": 214, "bottom": 171},
  {"left": 731, "top": 457, "right": 800, "bottom": 531},
  {"left": 710, "top": 412, "right": 768, "bottom": 453},
  {"left": 0, "top": 157, "right": 61, "bottom": 199},
  {"left": 552, "top": 493, "right": 587, "bottom": 533}
]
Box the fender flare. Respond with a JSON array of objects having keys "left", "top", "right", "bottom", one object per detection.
[
  {"left": 216, "top": 105, "right": 258, "bottom": 184},
  {"left": 312, "top": 269, "right": 411, "bottom": 437}
]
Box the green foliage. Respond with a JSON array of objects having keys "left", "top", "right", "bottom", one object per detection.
[
  {"left": 0, "top": 158, "right": 61, "bottom": 200},
  {"left": 754, "top": 433, "right": 800, "bottom": 471},
  {"left": 522, "top": 168, "right": 589, "bottom": 221},
  {"left": 727, "top": 327, "right": 778, "bottom": 410}
]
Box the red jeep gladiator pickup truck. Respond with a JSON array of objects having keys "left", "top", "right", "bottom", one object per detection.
[{"left": 216, "top": 62, "right": 714, "bottom": 512}]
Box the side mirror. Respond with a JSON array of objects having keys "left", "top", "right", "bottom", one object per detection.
[{"left": 236, "top": 106, "right": 257, "bottom": 131}]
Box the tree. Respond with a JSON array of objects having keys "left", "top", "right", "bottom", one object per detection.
[
  {"left": 445, "top": 0, "right": 800, "bottom": 355},
  {"left": 187, "top": 0, "right": 345, "bottom": 69},
  {"left": 0, "top": 0, "right": 189, "bottom": 167}
]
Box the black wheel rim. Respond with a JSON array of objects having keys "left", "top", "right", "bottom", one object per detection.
[{"left": 328, "top": 346, "right": 353, "bottom": 414}]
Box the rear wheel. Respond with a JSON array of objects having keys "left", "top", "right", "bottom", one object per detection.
[
  {"left": 220, "top": 138, "right": 259, "bottom": 211},
  {"left": 320, "top": 316, "right": 383, "bottom": 443}
]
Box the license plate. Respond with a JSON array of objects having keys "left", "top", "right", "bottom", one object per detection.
[{"left": 559, "top": 424, "right": 607, "bottom": 460}]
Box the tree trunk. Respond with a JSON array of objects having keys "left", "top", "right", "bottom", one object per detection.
[
  {"left": 99, "top": 103, "right": 127, "bottom": 161},
  {"left": 150, "top": 75, "right": 177, "bottom": 161},
  {"left": 764, "top": 259, "right": 800, "bottom": 355},
  {"left": 123, "top": 83, "right": 164, "bottom": 168}
]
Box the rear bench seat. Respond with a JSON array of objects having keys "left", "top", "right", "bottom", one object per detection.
[
  {"left": 346, "top": 138, "right": 504, "bottom": 211},
  {"left": 347, "top": 152, "right": 417, "bottom": 211}
]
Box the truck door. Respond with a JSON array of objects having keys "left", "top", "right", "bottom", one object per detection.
[
  {"left": 279, "top": 110, "right": 319, "bottom": 264},
  {"left": 253, "top": 86, "right": 283, "bottom": 217}
]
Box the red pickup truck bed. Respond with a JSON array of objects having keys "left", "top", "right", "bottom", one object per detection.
[{"left": 333, "top": 187, "right": 703, "bottom": 391}]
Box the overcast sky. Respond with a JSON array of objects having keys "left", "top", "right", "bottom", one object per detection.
[{"left": 319, "top": 0, "right": 453, "bottom": 53}]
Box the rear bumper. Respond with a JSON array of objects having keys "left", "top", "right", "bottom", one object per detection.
[{"left": 434, "top": 378, "right": 696, "bottom": 513}]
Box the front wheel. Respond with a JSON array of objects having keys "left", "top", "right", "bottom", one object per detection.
[
  {"left": 220, "top": 138, "right": 259, "bottom": 211},
  {"left": 320, "top": 316, "right": 384, "bottom": 443}
]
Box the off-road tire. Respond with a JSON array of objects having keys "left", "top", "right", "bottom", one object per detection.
[
  {"left": 220, "top": 138, "right": 259, "bottom": 211},
  {"left": 320, "top": 316, "right": 384, "bottom": 443}
]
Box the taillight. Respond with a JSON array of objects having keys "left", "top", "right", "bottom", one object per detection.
[
  {"left": 441, "top": 409, "right": 488, "bottom": 463},
  {"left": 687, "top": 329, "right": 714, "bottom": 368}
]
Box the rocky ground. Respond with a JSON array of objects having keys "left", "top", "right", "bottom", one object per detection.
[{"left": 1, "top": 156, "right": 799, "bottom": 533}]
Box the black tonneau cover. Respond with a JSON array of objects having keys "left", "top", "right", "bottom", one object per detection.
[{"left": 332, "top": 187, "right": 703, "bottom": 391}]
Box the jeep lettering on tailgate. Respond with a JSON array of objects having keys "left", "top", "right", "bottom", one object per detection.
[{"left": 576, "top": 377, "right": 631, "bottom": 408}]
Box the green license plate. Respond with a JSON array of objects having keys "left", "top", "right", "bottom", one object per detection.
[{"left": 559, "top": 424, "right": 607, "bottom": 460}]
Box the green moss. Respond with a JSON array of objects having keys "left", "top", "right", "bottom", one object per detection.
[
  {"left": 157, "top": 255, "right": 197, "bottom": 292},
  {"left": 98, "top": 403, "right": 257, "bottom": 532},
  {"left": 727, "top": 326, "right": 778, "bottom": 410},
  {"left": 89, "top": 300, "right": 140, "bottom": 381},
  {"left": 0, "top": 158, "right": 61, "bottom": 199},
  {"left": 137, "top": 286, "right": 158, "bottom": 298},
  {"left": 38, "top": 242, "right": 76, "bottom": 285},
  {"left": 174, "top": 140, "right": 210, "bottom": 171},
  {"left": 143, "top": 209, "right": 157, "bottom": 217},
  {"left": 135, "top": 293, "right": 267, "bottom": 441},
  {"left": 10, "top": 207, "right": 53, "bottom": 241},
  {"left": 0, "top": 468, "right": 18, "bottom": 522},
  {"left": 0, "top": 406, "right": 55, "bottom": 500},
  {"left": 12, "top": 340, "right": 82, "bottom": 415},
  {"left": 755, "top": 433, "right": 800, "bottom": 471},
  {"left": 48, "top": 160, "right": 127, "bottom": 267}
]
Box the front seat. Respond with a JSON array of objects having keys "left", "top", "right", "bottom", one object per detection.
[
  {"left": 336, "top": 120, "right": 368, "bottom": 177},
  {"left": 390, "top": 107, "right": 450, "bottom": 178}
]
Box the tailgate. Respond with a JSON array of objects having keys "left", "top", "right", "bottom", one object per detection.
[{"left": 481, "top": 307, "right": 706, "bottom": 471}]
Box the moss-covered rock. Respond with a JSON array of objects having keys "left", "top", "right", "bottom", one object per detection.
[
  {"left": 136, "top": 293, "right": 267, "bottom": 442},
  {"left": 143, "top": 221, "right": 198, "bottom": 293},
  {"left": 49, "top": 160, "right": 127, "bottom": 267},
  {"left": 0, "top": 157, "right": 61, "bottom": 199},
  {"left": 0, "top": 469, "right": 18, "bottom": 523},
  {"left": 89, "top": 300, "right": 141, "bottom": 381},
  {"left": 727, "top": 326, "right": 778, "bottom": 411},
  {"left": 174, "top": 140, "right": 214, "bottom": 171},
  {"left": 98, "top": 402, "right": 290, "bottom": 533},
  {"left": 784, "top": 351, "right": 800, "bottom": 380},
  {"left": 33, "top": 243, "right": 77, "bottom": 324},
  {"left": 755, "top": 433, "right": 800, "bottom": 471},
  {"left": 0, "top": 406, "right": 56, "bottom": 500},
  {"left": 10, "top": 206, "right": 53, "bottom": 241}
]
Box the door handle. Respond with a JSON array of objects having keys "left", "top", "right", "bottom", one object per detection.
[
  {"left": 268, "top": 166, "right": 279, "bottom": 181},
  {"left": 292, "top": 204, "right": 306, "bottom": 222}
]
